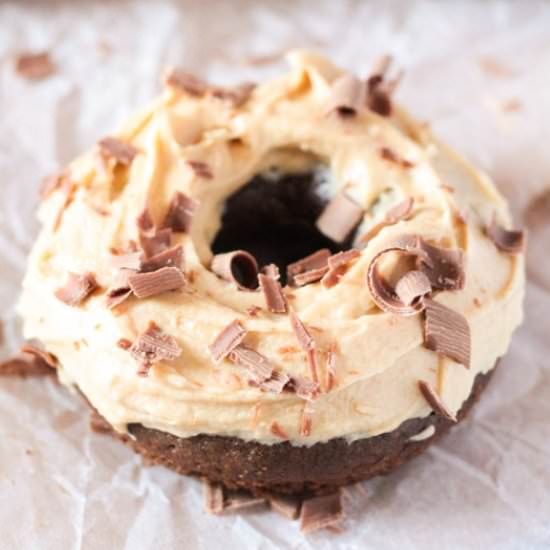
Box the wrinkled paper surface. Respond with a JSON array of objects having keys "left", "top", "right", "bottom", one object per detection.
[{"left": 1, "top": 1, "right": 549, "bottom": 548}]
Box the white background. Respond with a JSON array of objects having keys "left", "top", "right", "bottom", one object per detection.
[{"left": 0, "top": 1, "right": 549, "bottom": 548}]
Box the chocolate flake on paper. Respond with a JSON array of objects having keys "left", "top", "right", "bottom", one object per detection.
[
  {"left": 300, "top": 491, "right": 344, "bottom": 534},
  {"left": 15, "top": 51, "right": 55, "bottom": 81},
  {"left": 202, "top": 479, "right": 225, "bottom": 515}
]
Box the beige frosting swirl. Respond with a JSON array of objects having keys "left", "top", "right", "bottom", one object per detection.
[{"left": 18, "top": 51, "right": 524, "bottom": 445}]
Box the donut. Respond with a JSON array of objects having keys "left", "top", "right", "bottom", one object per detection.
[{"left": 18, "top": 52, "right": 525, "bottom": 506}]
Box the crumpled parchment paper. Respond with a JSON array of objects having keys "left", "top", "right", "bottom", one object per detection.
[{"left": 0, "top": 1, "right": 549, "bottom": 548}]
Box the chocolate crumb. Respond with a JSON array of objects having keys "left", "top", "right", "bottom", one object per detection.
[
  {"left": 15, "top": 51, "right": 55, "bottom": 81},
  {"left": 54, "top": 272, "right": 98, "bottom": 307}
]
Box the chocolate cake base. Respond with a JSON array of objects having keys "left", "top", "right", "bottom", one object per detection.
[{"left": 91, "top": 369, "right": 494, "bottom": 495}]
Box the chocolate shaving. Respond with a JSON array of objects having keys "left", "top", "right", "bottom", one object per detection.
[
  {"left": 486, "top": 214, "right": 525, "bottom": 254},
  {"left": 324, "top": 73, "right": 366, "bottom": 117},
  {"left": 109, "top": 251, "right": 143, "bottom": 271},
  {"left": 128, "top": 266, "right": 185, "bottom": 299},
  {"left": 106, "top": 288, "right": 133, "bottom": 309},
  {"left": 418, "top": 380, "right": 456, "bottom": 422},
  {"left": 54, "top": 272, "right": 98, "bottom": 307},
  {"left": 321, "top": 249, "right": 361, "bottom": 288},
  {"left": 423, "top": 298, "right": 470, "bottom": 368},
  {"left": 98, "top": 137, "right": 139, "bottom": 167},
  {"left": 258, "top": 273, "right": 287, "bottom": 313},
  {"left": 380, "top": 147, "right": 414, "bottom": 168},
  {"left": 287, "top": 249, "right": 330, "bottom": 286},
  {"left": 20, "top": 343, "right": 58, "bottom": 368},
  {"left": 325, "top": 343, "right": 337, "bottom": 391},
  {"left": 140, "top": 245, "right": 183, "bottom": 272},
  {"left": 137, "top": 208, "right": 154, "bottom": 232},
  {"left": 211, "top": 250, "right": 259, "bottom": 290},
  {"left": 300, "top": 402, "right": 314, "bottom": 437},
  {"left": 262, "top": 263, "right": 280, "bottom": 281},
  {"left": 300, "top": 491, "right": 343, "bottom": 534},
  {"left": 287, "top": 375, "right": 320, "bottom": 401},
  {"left": 289, "top": 310, "right": 315, "bottom": 352},
  {"left": 209, "top": 320, "right": 247, "bottom": 362},
  {"left": 116, "top": 338, "right": 132, "bottom": 350},
  {"left": 187, "top": 160, "right": 213, "bottom": 179},
  {"left": 293, "top": 268, "right": 329, "bottom": 287},
  {"left": 164, "top": 69, "right": 208, "bottom": 96},
  {"left": 416, "top": 240, "right": 464, "bottom": 290},
  {"left": 40, "top": 171, "right": 68, "bottom": 199},
  {"left": 270, "top": 421, "right": 289, "bottom": 440},
  {"left": 211, "top": 82, "right": 256, "bottom": 108},
  {"left": 386, "top": 197, "right": 415, "bottom": 223},
  {"left": 15, "top": 51, "right": 55, "bottom": 81},
  {"left": 259, "top": 370, "right": 290, "bottom": 393},
  {"left": 202, "top": 479, "right": 224, "bottom": 515},
  {"left": 395, "top": 270, "right": 432, "bottom": 306},
  {"left": 358, "top": 197, "right": 415, "bottom": 244},
  {"left": 366, "top": 55, "right": 399, "bottom": 117},
  {"left": 163, "top": 192, "right": 199, "bottom": 233},
  {"left": 306, "top": 349, "right": 319, "bottom": 384},
  {"left": 139, "top": 227, "right": 172, "bottom": 258},
  {"left": 129, "top": 321, "right": 182, "bottom": 376},
  {"left": 316, "top": 192, "right": 363, "bottom": 243},
  {"left": 229, "top": 345, "right": 273, "bottom": 385},
  {"left": 267, "top": 493, "right": 302, "bottom": 520}
]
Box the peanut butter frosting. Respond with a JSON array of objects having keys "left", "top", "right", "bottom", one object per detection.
[{"left": 18, "top": 51, "right": 525, "bottom": 445}]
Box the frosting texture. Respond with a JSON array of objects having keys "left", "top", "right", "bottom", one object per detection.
[{"left": 18, "top": 52, "right": 524, "bottom": 445}]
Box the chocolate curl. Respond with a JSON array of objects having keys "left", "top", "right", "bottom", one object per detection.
[
  {"left": 211, "top": 250, "right": 259, "bottom": 290},
  {"left": 324, "top": 73, "right": 367, "bottom": 117}
]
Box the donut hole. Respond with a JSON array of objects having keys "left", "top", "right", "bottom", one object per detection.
[{"left": 211, "top": 167, "right": 353, "bottom": 285}]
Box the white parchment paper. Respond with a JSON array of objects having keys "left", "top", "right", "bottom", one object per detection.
[{"left": 1, "top": 1, "right": 549, "bottom": 548}]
